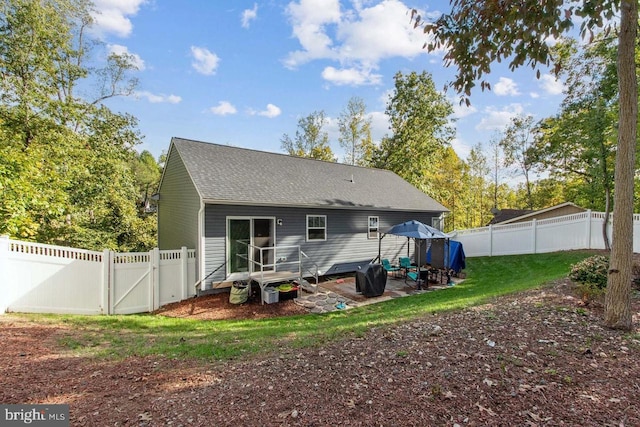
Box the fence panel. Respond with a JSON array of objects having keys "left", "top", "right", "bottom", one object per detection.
[
  {"left": 454, "top": 211, "right": 638, "bottom": 257},
  {"left": 111, "top": 251, "right": 155, "bottom": 315},
  {"left": 535, "top": 213, "right": 590, "bottom": 253},
  {"left": 1, "top": 237, "right": 196, "bottom": 315},
  {"left": 455, "top": 227, "right": 491, "bottom": 257},
  {"left": 3, "top": 239, "right": 105, "bottom": 314},
  {"left": 491, "top": 222, "right": 534, "bottom": 256},
  {"left": 158, "top": 249, "right": 185, "bottom": 306},
  {"left": 187, "top": 250, "right": 197, "bottom": 298}
]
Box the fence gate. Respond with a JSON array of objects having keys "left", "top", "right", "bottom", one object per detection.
[{"left": 110, "top": 249, "right": 159, "bottom": 315}]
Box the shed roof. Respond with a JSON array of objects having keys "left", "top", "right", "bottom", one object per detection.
[{"left": 170, "top": 137, "right": 448, "bottom": 212}]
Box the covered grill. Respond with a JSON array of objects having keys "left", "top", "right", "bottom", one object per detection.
[{"left": 355, "top": 263, "right": 387, "bottom": 297}]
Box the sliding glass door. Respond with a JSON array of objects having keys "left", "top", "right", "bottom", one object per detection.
[{"left": 227, "top": 217, "right": 275, "bottom": 276}]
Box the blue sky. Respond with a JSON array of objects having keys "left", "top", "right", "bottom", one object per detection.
[{"left": 92, "top": 0, "right": 567, "bottom": 166}]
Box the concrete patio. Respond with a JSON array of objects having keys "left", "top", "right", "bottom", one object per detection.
[{"left": 293, "top": 274, "right": 460, "bottom": 314}]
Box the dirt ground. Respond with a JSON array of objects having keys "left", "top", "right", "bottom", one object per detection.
[{"left": 1, "top": 279, "right": 639, "bottom": 426}]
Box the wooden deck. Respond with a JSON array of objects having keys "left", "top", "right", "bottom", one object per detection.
[{"left": 249, "top": 270, "right": 301, "bottom": 286}]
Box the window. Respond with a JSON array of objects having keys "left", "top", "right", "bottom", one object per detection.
[
  {"left": 306, "top": 215, "right": 326, "bottom": 241},
  {"left": 368, "top": 216, "right": 379, "bottom": 239},
  {"left": 432, "top": 216, "right": 443, "bottom": 231}
]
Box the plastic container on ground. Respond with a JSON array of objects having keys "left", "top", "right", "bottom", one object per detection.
[{"left": 262, "top": 287, "right": 279, "bottom": 304}]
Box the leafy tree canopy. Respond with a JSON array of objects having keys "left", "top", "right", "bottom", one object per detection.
[
  {"left": 281, "top": 110, "right": 335, "bottom": 162},
  {"left": 0, "top": 0, "right": 158, "bottom": 251}
]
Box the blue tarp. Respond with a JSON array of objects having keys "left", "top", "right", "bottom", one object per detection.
[{"left": 426, "top": 240, "right": 466, "bottom": 273}]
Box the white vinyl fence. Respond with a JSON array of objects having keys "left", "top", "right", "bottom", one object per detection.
[
  {"left": 453, "top": 210, "right": 640, "bottom": 257},
  {"left": 0, "top": 236, "right": 196, "bottom": 315}
]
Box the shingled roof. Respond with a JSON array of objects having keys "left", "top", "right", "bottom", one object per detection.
[{"left": 170, "top": 137, "right": 448, "bottom": 212}]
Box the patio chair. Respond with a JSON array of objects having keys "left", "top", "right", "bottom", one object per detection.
[
  {"left": 381, "top": 259, "right": 401, "bottom": 278},
  {"left": 399, "top": 257, "right": 415, "bottom": 278}
]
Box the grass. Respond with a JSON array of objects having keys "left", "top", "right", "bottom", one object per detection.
[{"left": 19, "top": 251, "right": 593, "bottom": 362}]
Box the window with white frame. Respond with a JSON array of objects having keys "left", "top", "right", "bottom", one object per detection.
[
  {"left": 368, "top": 216, "right": 379, "bottom": 239},
  {"left": 306, "top": 215, "right": 327, "bottom": 241}
]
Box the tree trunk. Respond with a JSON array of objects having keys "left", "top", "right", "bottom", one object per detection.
[{"left": 604, "top": 0, "right": 637, "bottom": 330}]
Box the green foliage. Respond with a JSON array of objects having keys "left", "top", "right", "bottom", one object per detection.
[
  {"left": 0, "top": 0, "right": 158, "bottom": 251},
  {"left": 569, "top": 255, "right": 609, "bottom": 289},
  {"left": 281, "top": 110, "right": 335, "bottom": 161},
  {"left": 412, "top": 0, "right": 636, "bottom": 330},
  {"left": 337, "top": 96, "right": 373, "bottom": 166},
  {"left": 533, "top": 37, "right": 617, "bottom": 215},
  {"left": 372, "top": 71, "right": 454, "bottom": 194}
]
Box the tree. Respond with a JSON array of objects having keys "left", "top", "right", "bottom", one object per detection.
[
  {"left": 372, "top": 71, "right": 454, "bottom": 193},
  {"left": 412, "top": 0, "right": 637, "bottom": 330},
  {"left": 534, "top": 38, "right": 618, "bottom": 250},
  {"left": 0, "top": 0, "right": 152, "bottom": 251},
  {"left": 337, "top": 96, "right": 374, "bottom": 166},
  {"left": 281, "top": 110, "right": 335, "bottom": 161},
  {"left": 500, "top": 115, "right": 537, "bottom": 210},
  {"left": 132, "top": 150, "right": 163, "bottom": 214},
  {"left": 466, "top": 143, "right": 490, "bottom": 226},
  {"left": 487, "top": 133, "right": 505, "bottom": 210},
  {"left": 424, "top": 146, "right": 466, "bottom": 231}
]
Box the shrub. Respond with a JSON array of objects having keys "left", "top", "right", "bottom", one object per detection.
[{"left": 569, "top": 255, "right": 609, "bottom": 290}]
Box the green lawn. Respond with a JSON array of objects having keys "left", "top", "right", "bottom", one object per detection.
[{"left": 24, "top": 251, "right": 594, "bottom": 361}]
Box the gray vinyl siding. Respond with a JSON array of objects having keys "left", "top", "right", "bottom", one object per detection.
[
  {"left": 202, "top": 203, "right": 439, "bottom": 290},
  {"left": 157, "top": 146, "right": 201, "bottom": 251}
]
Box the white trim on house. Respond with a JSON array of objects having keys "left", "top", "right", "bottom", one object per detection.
[
  {"left": 306, "top": 214, "right": 327, "bottom": 242},
  {"left": 225, "top": 216, "right": 277, "bottom": 280},
  {"left": 368, "top": 216, "right": 379, "bottom": 239}
]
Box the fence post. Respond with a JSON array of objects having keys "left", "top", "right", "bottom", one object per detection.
[
  {"left": 151, "top": 248, "right": 160, "bottom": 311},
  {"left": 0, "top": 235, "right": 10, "bottom": 313},
  {"left": 181, "top": 246, "right": 188, "bottom": 300},
  {"left": 102, "top": 249, "right": 111, "bottom": 315},
  {"left": 488, "top": 225, "right": 493, "bottom": 256},
  {"left": 531, "top": 219, "right": 537, "bottom": 254},
  {"left": 585, "top": 210, "right": 592, "bottom": 249}
]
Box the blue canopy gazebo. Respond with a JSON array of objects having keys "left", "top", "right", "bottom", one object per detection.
[{"left": 377, "top": 220, "right": 449, "bottom": 276}]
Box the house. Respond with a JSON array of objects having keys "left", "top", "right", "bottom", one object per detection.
[
  {"left": 157, "top": 137, "right": 448, "bottom": 292},
  {"left": 488, "top": 202, "right": 586, "bottom": 225}
]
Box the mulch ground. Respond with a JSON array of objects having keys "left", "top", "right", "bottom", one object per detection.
[{"left": 1, "top": 279, "right": 639, "bottom": 426}]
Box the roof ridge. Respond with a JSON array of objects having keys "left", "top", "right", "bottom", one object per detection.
[{"left": 171, "top": 136, "right": 393, "bottom": 173}]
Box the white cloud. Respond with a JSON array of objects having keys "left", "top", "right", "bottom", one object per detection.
[
  {"left": 539, "top": 74, "right": 565, "bottom": 95},
  {"left": 494, "top": 77, "right": 520, "bottom": 96},
  {"left": 530, "top": 92, "right": 540, "bottom": 99},
  {"left": 475, "top": 104, "right": 524, "bottom": 131},
  {"left": 210, "top": 101, "right": 237, "bottom": 116},
  {"left": 369, "top": 111, "right": 390, "bottom": 142},
  {"left": 258, "top": 104, "right": 282, "bottom": 118},
  {"left": 334, "top": 0, "right": 430, "bottom": 63},
  {"left": 190, "top": 46, "right": 220, "bottom": 75},
  {"left": 107, "top": 44, "right": 145, "bottom": 70},
  {"left": 135, "top": 91, "right": 181, "bottom": 104},
  {"left": 451, "top": 100, "right": 477, "bottom": 119},
  {"left": 241, "top": 3, "right": 258, "bottom": 28},
  {"left": 284, "top": 0, "right": 433, "bottom": 86},
  {"left": 451, "top": 137, "right": 471, "bottom": 160},
  {"left": 321, "top": 66, "right": 381, "bottom": 85},
  {"left": 284, "top": 0, "right": 341, "bottom": 68},
  {"left": 91, "top": 0, "right": 147, "bottom": 38}
]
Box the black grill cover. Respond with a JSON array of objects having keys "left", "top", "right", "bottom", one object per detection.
[{"left": 355, "top": 264, "right": 387, "bottom": 297}]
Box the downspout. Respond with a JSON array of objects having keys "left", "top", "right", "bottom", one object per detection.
[{"left": 198, "top": 200, "right": 206, "bottom": 292}]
